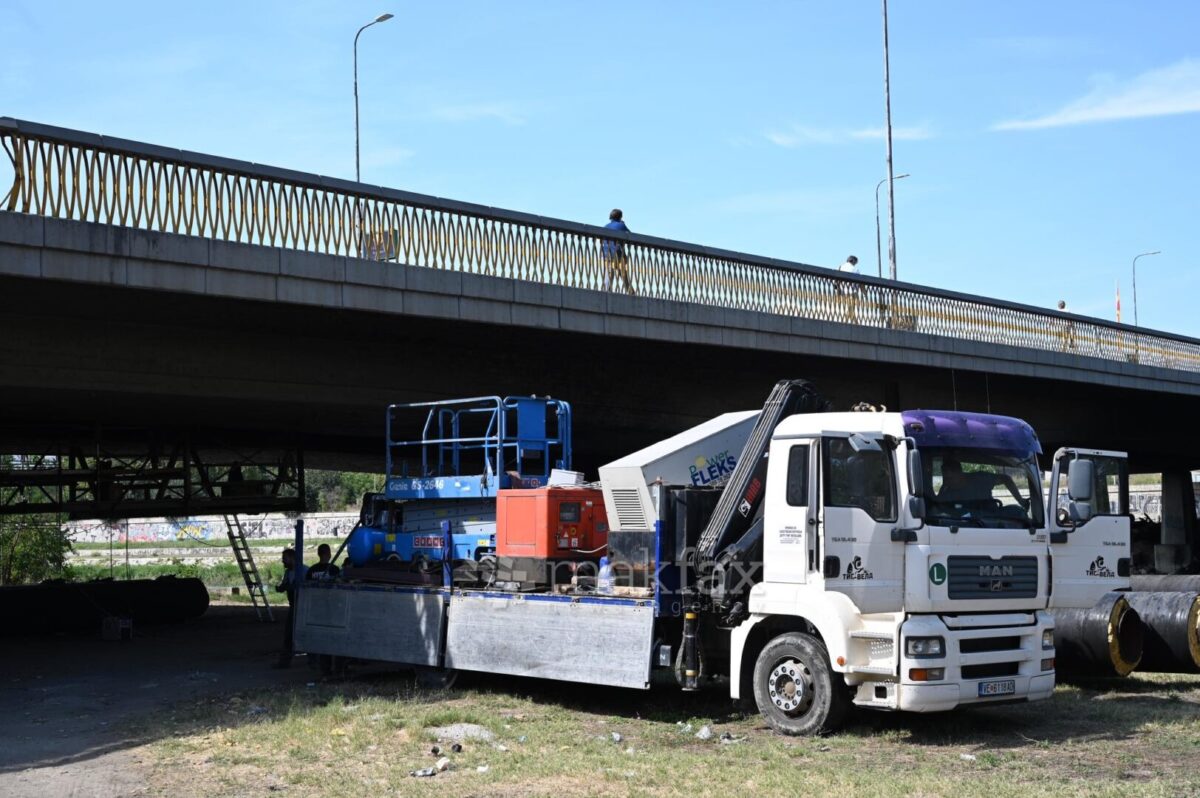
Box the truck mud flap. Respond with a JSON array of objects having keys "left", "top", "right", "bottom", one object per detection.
[
  {"left": 445, "top": 593, "right": 656, "bottom": 689},
  {"left": 293, "top": 584, "right": 445, "bottom": 666}
]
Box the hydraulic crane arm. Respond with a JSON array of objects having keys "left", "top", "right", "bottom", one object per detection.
[{"left": 692, "top": 379, "right": 832, "bottom": 572}]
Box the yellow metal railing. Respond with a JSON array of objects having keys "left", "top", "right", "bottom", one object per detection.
[{"left": 3, "top": 116, "right": 1199, "bottom": 373}]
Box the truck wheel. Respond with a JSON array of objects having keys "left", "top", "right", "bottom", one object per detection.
[{"left": 752, "top": 632, "right": 848, "bottom": 735}]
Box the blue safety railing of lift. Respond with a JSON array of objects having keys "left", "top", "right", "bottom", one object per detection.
[{"left": 384, "top": 396, "right": 572, "bottom": 500}]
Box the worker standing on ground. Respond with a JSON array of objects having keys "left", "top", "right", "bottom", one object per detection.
[
  {"left": 272, "top": 547, "right": 306, "bottom": 669},
  {"left": 305, "top": 543, "right": 340, "bottom": 582},
  {"left": 601, "top": 208, "right": 636, "bottom": 295},
  {"left": 304, "top": 543, "right": 341, "bottom": 676}
]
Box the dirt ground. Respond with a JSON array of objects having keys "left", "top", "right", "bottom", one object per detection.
[
  {"left": 2, "top": 605, "right": 1198, "bottom": 798},
  {"left": 0, "top": 604, "right": 308, "bottom": 798}
]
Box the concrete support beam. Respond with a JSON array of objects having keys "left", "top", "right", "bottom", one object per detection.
[{"left": 1157, "top": 470, "right": 1197, "bottom": 574}]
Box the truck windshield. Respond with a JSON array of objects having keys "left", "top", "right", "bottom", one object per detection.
[{"left": 921, "top": 448, "right": 1044, "bottom": 529}]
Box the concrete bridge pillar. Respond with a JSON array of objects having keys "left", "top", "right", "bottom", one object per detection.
[{"left": 1156, "top": 470, "right": 1197, "bottom": 573}]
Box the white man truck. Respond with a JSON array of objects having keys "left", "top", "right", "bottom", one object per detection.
[{"left": 295, "top": 380, "right": 1056, "bottom": 735}]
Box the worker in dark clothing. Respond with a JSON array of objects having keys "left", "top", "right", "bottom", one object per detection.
[
  {"left": 601, "top": 208, "right": 636, "bottom": 295},
  {"left": 272, "top": 547, "right": 306, "bottom": 669},
  {"left": 306, "top": 543, "right": 341, "bottom": 582},
  {"left": 304, "top": 543, "right": 342, "bottom": 676}
]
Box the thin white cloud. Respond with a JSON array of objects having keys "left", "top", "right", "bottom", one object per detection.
[
  {"left": 848, "top": 124, "right": 935, "bottom": 141},
  {"left": 428, "top": 102, "right": 525, "bottom": 126},
  {"left": 766, "top": 122, "right": 934, "bottom": 146},
  {"left": 994, "top": 58, "right": 1200, "bottom": 131}
]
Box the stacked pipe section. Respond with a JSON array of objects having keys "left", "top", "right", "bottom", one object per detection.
[
  {"left": 1052, "top": 592, "right": 1143, "bottom": 677},
  {"left": 1127, "top": 576, "right": 1200, "bottom": 674}
]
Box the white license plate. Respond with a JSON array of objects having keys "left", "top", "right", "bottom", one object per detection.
[{"left": 978, "top": 679, "right": 1016, "bottom": 697}]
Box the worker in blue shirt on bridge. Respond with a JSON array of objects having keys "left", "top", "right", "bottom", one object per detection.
[{"left": 601, "top": 209, "right": 636, "bottom": 295}]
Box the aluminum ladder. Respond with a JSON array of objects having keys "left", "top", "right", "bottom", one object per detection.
[{"left": 223, "top": 514, "right": 274, "bottom": 621}]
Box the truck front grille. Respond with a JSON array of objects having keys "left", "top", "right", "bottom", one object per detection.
[
  {"left": 962, "top": 662, "right": 1020, "bottom": 679},
  {"left": 959, "top": 636, "right": 1021, "bottom": 654},
  {"left": 946, "top": 556, "right": 1038, "bottom": 600}
]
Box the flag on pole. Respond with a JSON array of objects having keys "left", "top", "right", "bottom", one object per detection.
[{"left": 1116, "top": 280, "right": 1122, "bottom": 323}]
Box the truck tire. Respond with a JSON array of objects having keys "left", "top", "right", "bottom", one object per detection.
[{"left": 752, "top": 632, "right": 849, "bottom": 735}]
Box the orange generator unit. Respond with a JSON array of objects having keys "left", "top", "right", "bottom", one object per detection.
[{"left": 496, "top": 486, "right": 609, "bottom": 561}]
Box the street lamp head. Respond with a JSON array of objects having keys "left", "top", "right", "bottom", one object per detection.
[
  {"left": 376, "top": 13, "right": 394, "bottom": 22},
  {"left": 895, "top": 173, "right": 911, "bottom": 180}
]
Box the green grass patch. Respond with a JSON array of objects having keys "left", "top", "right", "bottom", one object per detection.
[{"left": 134, "top": 670, "right": 1200, "bottom": 797}]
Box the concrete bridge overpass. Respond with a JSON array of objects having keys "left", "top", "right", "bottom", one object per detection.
[{"left": 1, "top": 117, "right": 1199, "bottom": 517}]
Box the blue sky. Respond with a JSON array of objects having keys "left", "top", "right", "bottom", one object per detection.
[{"left": 4, "top": 1, "right": 1198, "bottom": 335}]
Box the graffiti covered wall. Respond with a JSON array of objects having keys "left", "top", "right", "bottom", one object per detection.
[{"left": 66, "top": 513, "right": 359, "bottom": 543}]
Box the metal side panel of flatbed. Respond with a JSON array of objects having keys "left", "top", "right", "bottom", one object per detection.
[
  {"left": 444, "top": 593, "right": 656, "bottom": 689},
  {"left": 293, "top": 584, "right": 445, "bottom": 666}
]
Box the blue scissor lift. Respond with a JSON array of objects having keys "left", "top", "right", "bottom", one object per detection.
[{"left": 346, "top": 395, "right": 572, "bottom": 576}]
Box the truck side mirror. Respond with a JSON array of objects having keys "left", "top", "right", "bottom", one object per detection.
[
  {"left": 1067, "top": 459, "right": 1094, "bottom": 501},
  {"left": 1066, "top": 459, "right": 1094, "bottom": 525},
  {"left": 907, "top": 450, "right": 924, "bottom": 498},
  {"left": 1068, "top": 501, "right": 1093, "bottom": 524},
  {"left": 908, "top": 494, "right": 926, "bottom": 521}
]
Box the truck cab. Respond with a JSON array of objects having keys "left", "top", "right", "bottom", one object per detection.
[
  {"left": 731, "top": 409, "right": 1056, "bottom": 734},
  {"left": 1045, "top": 447, "right": 1132, "bottom": 609}
]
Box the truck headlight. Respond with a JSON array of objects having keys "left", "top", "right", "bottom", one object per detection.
[
  {"left": 905, "top": 636, "right": 945, "bottom": 658},
  {"left": 1042, "top": 629, "right": 1054, "bottom": 650}
]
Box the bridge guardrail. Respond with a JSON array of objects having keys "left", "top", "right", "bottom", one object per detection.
[{"left": 3, "top": 116, "right": 1199, "bottom": 373}]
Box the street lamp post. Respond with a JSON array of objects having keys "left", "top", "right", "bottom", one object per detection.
[
  {"left": 881, "top": 0, "right": 898, "bottom": 280},
  {"left": 875, "top": 173, "right": 909, "bottom": 278},
  {"left": 354, "top": 12, "right": 394, "bottom": 183},
  {"left": 1131, "top": 250, "right": 1161, "bottom": 327}
]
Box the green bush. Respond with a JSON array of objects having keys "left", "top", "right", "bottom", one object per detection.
[{"left": 0, "top": 515, "right": 73, "bottom": 585}]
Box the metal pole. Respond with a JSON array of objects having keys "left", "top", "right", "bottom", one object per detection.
[
  {"left": 354, "top": 26, "right": 364, "bottom": 183},
  {"left": 875, "top": 178, "right": 884, "bottom": 280},
  {"left": 876, "top": 173, "right": 908, "bottom": 279},
  {"left": 1131, "top": 250, "right": 1161, "bottom": 327},
  {"left": 353, "top": 13, "right": 393, "bottom": 183},
  {"left": 882, "top": 0, "right": 898, "bottom": 281}
]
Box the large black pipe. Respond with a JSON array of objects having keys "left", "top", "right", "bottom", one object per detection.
[
  {"left": 0, "top": 576, "right": 209, "bottom": 635},
  {"left": 1124, "top": 591, "right": 1200, "bottom": 674},
  {"left": 1051, "top": 592, "right": 1143, "bottom": 677},
  {"left": 1130, "top": 575, "right": 1200, "bottom": 593}
]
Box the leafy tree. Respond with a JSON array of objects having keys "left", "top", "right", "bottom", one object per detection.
[
  {"left": 303, "top": 470, "right": 384, "bottom": 512},
  {"left": 0, "top": 514, "right": 72, "bottom": 585},
  {"left": 0, "top": 454, "right": 73, "bottom": 585}
]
